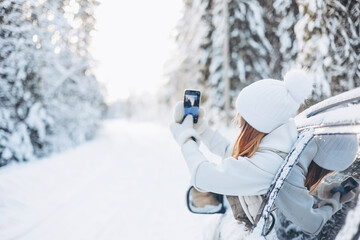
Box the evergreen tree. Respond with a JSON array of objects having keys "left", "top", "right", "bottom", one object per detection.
[
  {"left": 165, "top": 0, "right": 300, "bottom": 123},
  {"left": 203, "top": 0, "right": 225, "bottom": 121},
  {"left": 0, "top": 0, "right": 51, "bottom": 165},
  {"left": 37, "top": 0, "right": 104, "bottom": 152},
  {"left": 163, "top": 0, "right": 213, "bottom": 107},
  {"left": 228, "top": 0, "right": 272, "bottom": 84},
  {"left": 165, "top": 0, "right": 359, "bottom": 122},
  {"left": 0, "top": 0, "right": 105, "bottom": 165},
  {"left": 262, "top": 0, "right": 299, "bottom": 77},
  {"left": 295, "top": 0, "right": 360, "bottom": 100}
]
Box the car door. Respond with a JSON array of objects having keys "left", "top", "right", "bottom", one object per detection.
[{"left": 252, "top": 88, "right": 360, "bottom": 238}]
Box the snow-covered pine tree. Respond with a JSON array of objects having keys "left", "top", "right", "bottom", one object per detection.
[
  {"left": 295, "top": 0, "right": 360, "bottom": 100},
  {"left": 165, "top": 0, "right": 359, "bottom": 123},
  {"left": 274, "top": 0, "right": 299, "bottom": 74},
  {"left": 262, "top": 0, "right": 299, "bottom": 77},
  {"left": 165, "top": 0, "right": 300, "bottom": 124},
  {"left": 36, "top": 0, "right": 105, "bottom": 153},
  {"left": 0, "top": 0, "right": 51, "bottom": 165},
  {"left": 227, "top": 0, "right": 299, "bottom": 94},
  {"left": 228, "top": 0, "right": 272, "bottom": 85},
  {"left": 162, "top": 0, "right": 212, "bottom": 107},
  {"left": 0, "top": 0, "right": 104, "bottom": 165},
  {"left": 206, "top": 0, "right": 279, "bottom": 123},
  {"left": 204, "top": 0, "right": 225, "bottom": 122}
]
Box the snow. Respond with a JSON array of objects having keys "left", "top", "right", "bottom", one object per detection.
[
  {"left": 0, "top": 120, "right": 220, "bottom": 240},
  {"left": 0, "top": 119, "right": 358, "bottom": 239},
  {"left": 335, "top": 196, "right": 360, "bottom": 240},
  {"left": 295, "top": 87, "right": 360, "bottom": 121},
  {"left": 0, "top": 0, "right": 104, "bottom": 165},
  {"left": 296, "top": 104, "right": 360, "bottom": 132},
  {"left": 189, "top": 202, "right": 223, "bottom": 213}
]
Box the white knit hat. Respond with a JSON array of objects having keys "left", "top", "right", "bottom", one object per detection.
[
  {"left": 313, "top": 135, "right": 359, "bottom": 171},
  {"left": 236, "top": 69, "right": 313, "bottom": 133}
]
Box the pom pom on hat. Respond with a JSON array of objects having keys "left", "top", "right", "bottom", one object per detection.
[{"left": 284, "top": 69, "right": 313, "bottom": 104}]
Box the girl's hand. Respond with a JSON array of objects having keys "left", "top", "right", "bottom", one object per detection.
[
  {"left": 318, "top": 192, "right": 342, "bottom": 214},
  {"left": 315, "top": 182, "right": 340, "bottom": 200},
  {"left": 170, "top": 115, "right": 200, "bottom": 146},
  {"left": 316, "top": 181, "right": 358, "bottom": 203},
  {"left": 316, "top": 181, "right": 357, "bottom": 215},
  {"left": 172, "top": 101, "right": 208, "bottom": 134}
]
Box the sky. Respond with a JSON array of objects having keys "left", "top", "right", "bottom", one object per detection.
[{"left": 91, "top": 1, "right": 183, "bottom": 103}]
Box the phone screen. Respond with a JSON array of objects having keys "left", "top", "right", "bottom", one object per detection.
[
  {"left": 342, "top": 177, "right": 359, "bottom": 193},
  {"left": 184, "top": 90, "right": 200, "bottom": 123}
]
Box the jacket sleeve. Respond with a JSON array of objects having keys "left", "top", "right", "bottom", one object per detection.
[
  {"left": 200, "top": 127, "right": 232, "bottom": 159},
  {"left": 275, "top": 180, "right": 334, "bottom": 235},
  {"left": 181, "top": 140, "right": 275, "bottom": 196}
]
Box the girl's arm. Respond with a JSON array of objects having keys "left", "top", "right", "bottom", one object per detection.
[
  {"left": 172, "top": 101, "right": 232, "bottom": 158},
  {"left": 275, "top": 181, "right": 336, "bottom": 235},
  {"left": 199, "top": 127, "right": 232, "bottom": 159},
  {"left": 181, "top": 140, "right": 277, "bottom": 196}
]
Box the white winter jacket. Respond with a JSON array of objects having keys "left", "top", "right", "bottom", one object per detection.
[
  {"left": 181, "top": 119, "right": 298, "bottom": 195},
  {"left": 181, "top": 118, "right": 335, "bottom": 235},
  {"left": 181, "top": 119, "right": 298, "bottom": 222}
]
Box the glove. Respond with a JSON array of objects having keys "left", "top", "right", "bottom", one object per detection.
[
  {"left": 316, "top": 181, "right": 358, "bottom": 215},
  {"left": 170, "top": 115, "right": 200, "bottom": 146},
  {"left": 340, "top": 189, "right": 357, "bottom": 204},
  {"left": 316, "top": 181, "right": 358, "bottom": 204},
  {"left": 316, "top": 182, "right": 340, "bottom": 200},
  {"left": 318, "top": 192, "right": 342, "bottom": 214},
  {"left": 173, "top": 101, "right": 208, "bottom": 135}
]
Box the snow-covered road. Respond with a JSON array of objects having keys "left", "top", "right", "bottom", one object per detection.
[{"left": 0, "top": 120, "right": 220, "bottom": 240}]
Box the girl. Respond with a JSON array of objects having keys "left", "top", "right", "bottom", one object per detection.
[
  {"left": 276, "top": 133, "right": 358, "bottom": 235},
  {"left": 170, "top": 69, "right": 358, "bottom": 235}
]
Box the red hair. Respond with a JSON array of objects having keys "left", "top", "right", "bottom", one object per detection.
[
  {"left": 305, "top": 161, "right": 334, "bottom": 194},
  {"left": 232, "top": 115, "right": 266, "bottom": 159}
]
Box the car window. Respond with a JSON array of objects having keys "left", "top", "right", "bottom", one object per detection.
[
  {"left": 272, "top": 133, "right": 360, "bottom": 239},
  {"left": 254, "top": 131, "right": 360, "bottom": 237}
]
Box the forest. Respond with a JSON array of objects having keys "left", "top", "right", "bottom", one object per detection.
[
  {"left": 2, "top": 0, "right": 359, "bottom": 165},
  {"left": 0, "top": 0, "right": 105, "bottom": 166},
  {"left": 0, "top": 0, "right": 359, "bottom": 239},
  {"left": 164, "top": 0, "right": 360, "bottom": 124}
]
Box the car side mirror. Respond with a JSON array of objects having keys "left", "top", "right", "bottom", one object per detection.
[{"left": 186, "top": 186, "right": 226, "bottom": 214}]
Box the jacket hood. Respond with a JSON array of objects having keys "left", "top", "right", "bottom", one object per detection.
[{"left": 258, "top": 118, "right": 298, "bottom": 154}]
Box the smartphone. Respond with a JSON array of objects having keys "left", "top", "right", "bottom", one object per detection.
[
  {"left": 183, "top": 90, "right": 201, "bottom": 123},
  {"left": 330, "top": 177, "right": 359, "bottom": 198}
]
